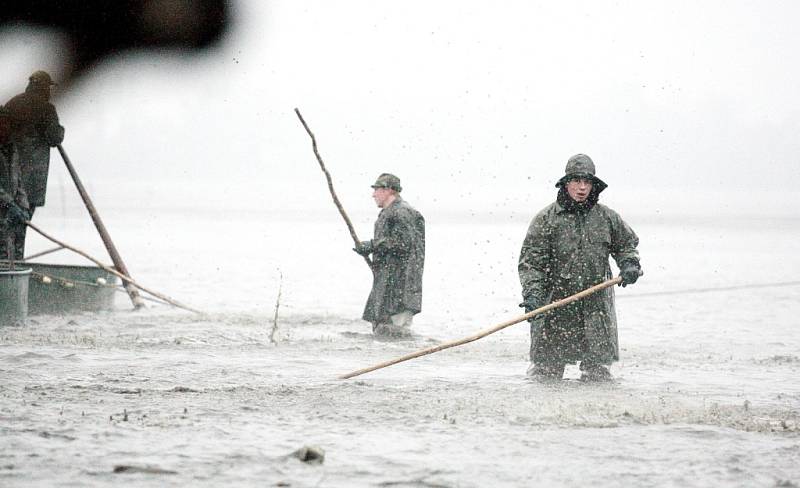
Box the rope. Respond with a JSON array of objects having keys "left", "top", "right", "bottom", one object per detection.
[
  {"left": 619, "top": 280, "right": 800, "bottom": 299},
  {"left": 31, "top": 270, "right": 114, "bottom": 289},
  {"left": 30, "top": 271, "right": 172, "bottom": 307}
]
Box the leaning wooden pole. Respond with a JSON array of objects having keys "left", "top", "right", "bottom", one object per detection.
[
  {"left": 25, "top": 221, "right": 203, "bottom": 315},
  {"left": 24, "top": 245, "right": 64, "bottom": 261},
  {"left": 294, "top": 108, "right": 373, "bottom": 270},
  {"left": 56, "top": 144, "right": 144, "bottom": 309},
  {"left": 340, "top": 276, "right": 624, "bottom": 379}
]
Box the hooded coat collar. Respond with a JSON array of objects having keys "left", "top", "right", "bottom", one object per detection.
[{"left": 555, "top": 186, "right": 600, "bottom": 214}]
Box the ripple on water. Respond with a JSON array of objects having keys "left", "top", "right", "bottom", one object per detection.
[{"left": 2, "top": 352, "right": 55, "bottom": 363}]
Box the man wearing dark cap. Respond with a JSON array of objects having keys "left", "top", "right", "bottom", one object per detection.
[
  {"left": 354, "top": 173, "right": 425, "bottom": 337},
  {"left": 518, "top": 154, "right": 641, "bottom": 381},
  {"left": 3, "top": 70, "right": 65, "bottom": 258}
]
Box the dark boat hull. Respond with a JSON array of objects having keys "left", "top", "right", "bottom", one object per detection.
[{"left": 27, "top": 263, "right": 117, "bottom": 315}]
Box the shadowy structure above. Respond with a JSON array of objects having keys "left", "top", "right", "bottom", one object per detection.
[{"left": 1, "top": 0, "right": 231, "bottom": 89}]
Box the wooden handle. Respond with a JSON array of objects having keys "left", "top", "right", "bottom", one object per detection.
[
  {"left": 57, "top": 144, "right": 145, "bottom": 309},
  {"left": 339, "top": 276, "right": 623, "bottom": 379}
]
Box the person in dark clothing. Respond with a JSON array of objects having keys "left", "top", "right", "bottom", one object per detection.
[
  {"left": 518, "top": 154, "right": 641, "bottom": 381},
  {"left": 0, "top": 107, "right": 31, "bottom": 261},
  {"left": 354, "top": 173, "right": 425, "bottom": 337},
  {"left": 3, "top": 71, "right": 65, "bottom": 258}
]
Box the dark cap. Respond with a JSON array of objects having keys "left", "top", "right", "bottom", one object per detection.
[
  {"left": 371, "top": 173, "right": 402, "bottom": 192},
  {"left": 29, "top": 70, "right": 56, "bottom": 86},
  {"left": 555, "top": 153, "right": 608, "bottom": 191}
]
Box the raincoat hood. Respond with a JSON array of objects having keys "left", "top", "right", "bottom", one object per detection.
[{"left": 555, "top": 154, "right": 608, "bottom": 192}]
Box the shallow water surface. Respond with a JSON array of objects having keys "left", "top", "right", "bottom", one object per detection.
[{"left": 1, "top": 212, "right": 799, "bottom": 487}]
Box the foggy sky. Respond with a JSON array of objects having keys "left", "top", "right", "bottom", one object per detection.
[{"left": 1, "top": 1, "right": 799, "bottom": 218}]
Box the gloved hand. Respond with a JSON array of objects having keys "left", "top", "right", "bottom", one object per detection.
[
  {"left": 519, "top": 296, "right": 544, "bottom": 314},
  {"left": 353, "top": 240, "right": 374, "bottom": 256},
  {"left": 6, "top": 202, "right": 31, "bottom": 225},
  {"left": 619, "top": 260, "right": 641, "bottom": 287}
]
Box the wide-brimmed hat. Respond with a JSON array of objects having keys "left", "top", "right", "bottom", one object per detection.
[
  {"left": 555, "top": 153, "right": 608, "bottom": 191},
  {"left": 371, "top": 173, "right": 402, "bottom": 192}
]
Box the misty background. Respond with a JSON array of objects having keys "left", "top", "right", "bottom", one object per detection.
[
  {"left": 2, "top": 1, "right": 799, "bottom": 217},
  {"left": 0, "top": 1, "right": 798, "bottom": 316}
]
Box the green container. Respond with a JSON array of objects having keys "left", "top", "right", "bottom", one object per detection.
[
  {"left": 27, "top": 263, "right": 118, "bottom": 315},
  {"left": 0, "top": 266, "right": 31, "bottom": 326}
]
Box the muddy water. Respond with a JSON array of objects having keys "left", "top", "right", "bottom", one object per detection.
[{"left": 1, "top": 211, "right": 799, "bottom": 487}]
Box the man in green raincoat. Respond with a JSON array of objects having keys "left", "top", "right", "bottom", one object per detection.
[
  {"left": 518, "top": 154, "right": 641, "bottom": 381},
  {"left": 354, "top": 173, "right": 425, "bottom": 337}
]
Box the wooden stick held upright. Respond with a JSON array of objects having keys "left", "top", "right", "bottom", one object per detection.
[
  {"left": 56, "top": 144, "right": 145, "bottom": 309},
  {"left": 339, "top": 276, "right": 624, "bottom": 379},
  {"left": 294, "top": 108, "right": 373, "bottom": 270}
]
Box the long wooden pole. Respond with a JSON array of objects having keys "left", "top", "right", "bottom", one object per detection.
[
  {"left": 340, "top": 276, "right": 624, "bottom": 379},
  {"left": 294, "top": 108, "right": 373, "bottom": 270},
  {"left": 56, "top": 144, "right": 144, "bottom": 309},
  {"left": 24, "top": 245, "right": 64, "bottom": 261},
  {"left": 25, "top": 221, "right": 203, "bottom": 315}
]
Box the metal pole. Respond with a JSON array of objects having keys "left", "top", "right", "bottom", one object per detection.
[
  {"left": 5, "top": 236, "right": 14, "bottom": 270},
  {"left": 56, "top": 144, "right": 144, "bottom": 309}
]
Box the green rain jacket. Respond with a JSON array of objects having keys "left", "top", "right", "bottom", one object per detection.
[
  {"left": 362, "top": 196, "right": 425, "bottom": 323},
  {"left": 518, "top": 200, "right": 639, "bottom": 366}
]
